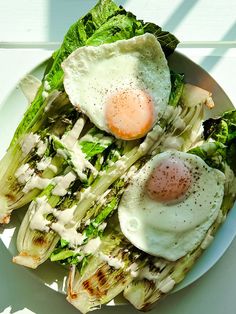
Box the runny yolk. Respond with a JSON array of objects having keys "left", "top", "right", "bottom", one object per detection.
[
  {"left": 146, "top": 156, "right": 192, "bottom": 203},
  {"left": 105, "top": 89, "right": 154, "bottom": 140}
]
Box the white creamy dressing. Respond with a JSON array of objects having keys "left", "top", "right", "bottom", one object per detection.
[
  {"left": 127, "top": 262, "right": 139, "bottom": 278},
  {"left": 29, "top": 196, "right": 53, "bottom": 232},
  {"left": 42, "top": 91, "right": 49, "bottom": 99},
  {"left": 157, "top": 276, "right": 175, "bottom": 293},
  {"left": 57, "top": 148, "right": 68, "bottom": 159},
  {"left": 59, "top": 117, "right": 100, "bottom": 181},
  {"left": 161, "top": 106, "right": 175, "bottom": 121},
  {"left": 107, "top": 160, "right": 115, "bottom": 167},
  {"left": 18, "top": 166, "right": 74, "bottom": 195},
  {"left": 98, "top": 189, "right": 111, "bottom": 206},
  {"left": 76, "top": 255, "right": 84, "bottom": 263},
  {"left": 85, "top": 219, "right": 91, "bottom": 226},
  {"left": 120, "top": 165, "right": 137, "bottom": 181},
  {"left": 58, "top": 130, "right": 98, "bottom": 181},
  {"left": 99, "top": 252, "right": 124, "bottom": 269},
  {"left": 127, "top": 262, "right": 167, "bottom": 280},
  {"left": 51, "top": 222, "right": 86, "bottom": 248},
  {"left": 29, "top": 196, "right": 86, "bottom": 248},
  {"left": 37, "top": 157, "right": 52, "bottom": 171},
  {"left": 52, "top": 210, "right": 84, "bottom": 248},
  {"left": 112, "top": 150, "right": 121, "bottom": 159},
  {"left": 70, "top": 144, "right": 98, "bottom": 179},
  {"left": 36, "top": 140, "right": 48, "bottom": 157},
  {"left": 98, "top": 170, "right": 106, "bottom": 177},
  {"left": 99, "top": 156, "right": 104, "bottom": 165},
  {"left": 91, "top": 221, "right": 98, "bottom": 228},
  {"left": 61, "top": 117, "right": 86, "bottom": 149},
  {"left": 162, "top": 136, "right": 184, "bottom": 150},
  {"left": 21, "top": 133, "right": 40, "bottom": 156},
  {"left": 19, "top": 74, "right": 41, "bottom": 104},
  {"left": 78, "top": 186, "right": 95, "bottom": 202},
  {"left": 48, "top": 164, "right": 58, "bottom": 173},
  {"left": 15, "top": 163, "right": 34, "bottom": 184},
  {"left": 137, "top": 266, "right": 160, "bottom": 281},
  {"left": 52, "top": 172, "right": 76, "bottom": 196},
  {"left": 161, "top": 105, "right": 176, "bottom": 122},
  {"left": 44, "top": 80, "right": 51, "bottom": 91},
  {"left": 82, "top": 237, "right": 101, "bottom": 255},
  {"left": 97, "top": 222, "right": 107, "bottom": 231},
  {"left": 53, "top": 205, "right": 76, "bottom": 225},
  {"left": 173, "top": 116, "right": 186, "bottom": 131},
  {"left": 138, "top": 125, "right": 164, "bottom": 152},
  {"left": 23, "top": 175, "right": 51, "bottom": 193}
]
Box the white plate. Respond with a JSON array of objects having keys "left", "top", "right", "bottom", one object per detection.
[{"left": 0, "top": 51, "right": 235, "bottom": 302}]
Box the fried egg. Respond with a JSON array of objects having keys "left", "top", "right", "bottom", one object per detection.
[
  {"left": 118, "top": 151, "right": 225, "bottom": 261},
  {"left": 62, "top": 33, "right": 171, "bottom": 140}
]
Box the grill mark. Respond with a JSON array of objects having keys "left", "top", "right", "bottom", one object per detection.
[
  {"left": 115, "top": 272, "right": 124, "bottom": 282},
  {"left": 83, "top": 277, "right": 104, "bottom": 299},
  {"left": 149, "top": 280, "right": 156, "bottom": 290},
  {"left": 5, "top": 193, "right": 16, "bottom": 202},
  {"left": 83, "top": 280, "right": 95, "bottom": 296},
  {"left": 33, "top": 235, "right": 47, "bottom": 246},
  {"left": 97, "top": 269, "right": 107, "bottom": 287},
  {"left": 142, "top": 302, "right": 152, "bottom": 312}
]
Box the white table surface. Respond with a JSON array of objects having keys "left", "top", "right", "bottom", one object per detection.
[{"left": 0, "top": 1, "right": 236, "bottom": 314}]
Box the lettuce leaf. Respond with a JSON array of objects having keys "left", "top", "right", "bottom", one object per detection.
[
  {"left": 142, "top": 22, "right": 179, "bottom": 56},
  {"left": 188, "top": 142, "right": 226, "bottom": 171},
  {"left": 203, "top": 110, "right": 236, "bottom": 174},
  {"left": 80, "top": 141, "right": 110, "bottom": 159},
  {"left": 168, "top": 71, "right": 185, "bottom": 107}
]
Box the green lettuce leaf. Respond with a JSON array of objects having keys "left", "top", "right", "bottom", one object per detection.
[
  {"left": 188, "top": 142, "right": 226, "bottom": 171},
  {"left": 203, "top": 110, "right": 236, "bottom": 174},
  {"left": 80, "top": 141, "right": 110, "bottom": 159},
  {"left": 227, "top": 142, "right": 236, "bottom": 174},
  {"left": 168, "top": 71, "right": 185, "bottom": 107},
  {"left": 142, "top": 22, "right": 179, "bottom": 56}
]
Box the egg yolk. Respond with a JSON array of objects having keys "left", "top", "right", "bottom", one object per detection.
[
  {"left": 146, "top": 156, "right": 192, "bottom": 203},
  {"left": 105, "top": 89, "right": 154, "bottom": 140}
]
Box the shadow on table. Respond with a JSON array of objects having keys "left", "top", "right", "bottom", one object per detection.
[
  {"left": 162, "top": 0, "right": 199, "bottom": 32},
  {"left": 0, "top": 240, "right": 77, "bottom": 314},
  {"left": 200, "top": 21, "right": 236, "bottom": 72}
]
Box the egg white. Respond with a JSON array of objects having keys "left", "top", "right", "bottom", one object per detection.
[
  {"left": 62, "top": 33, "right": 171, "bottom": 137},
  {"left": 118, "top": 151, "right": 225, "bottom": 261}
]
